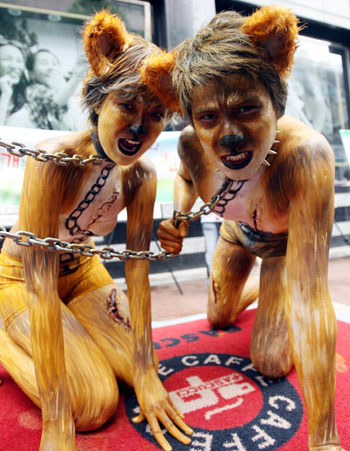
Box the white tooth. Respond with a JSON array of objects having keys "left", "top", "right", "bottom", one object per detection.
[{"left": 227, "top": 152, "right": 247, "bottom": 161}]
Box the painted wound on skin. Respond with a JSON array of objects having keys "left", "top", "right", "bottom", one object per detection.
[
  {"left": 87, "top": 190, "right": 120, "bottom": 228},
  {"left": 107, "top": 288, "right": 131, "bottom": 331},
  {"left": 212, "top": 278, "right": 218, "bottom": 304},
  {"left": 252, "top": 208, "right": 258, "bottom": 230}
]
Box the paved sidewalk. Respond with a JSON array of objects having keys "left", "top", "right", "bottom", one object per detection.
[{"left": 150, "top": 257, "right": 350, "bottom": 324}]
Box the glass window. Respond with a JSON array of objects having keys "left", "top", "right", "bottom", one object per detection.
[
  {"left": 68, "top": 0, "right": 152, "bottom": 40},
  {"left": 285, "top": 35, "right": 350, "bottom": 186},
  {"left": 0, "top": 1, "right": 151, "bottom": 131}
]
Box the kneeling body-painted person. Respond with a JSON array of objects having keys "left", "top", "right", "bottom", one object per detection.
[
  {"left": 0, "top": 11, "right": 192, "bottom": 451},
  {"left": 156, "top": 6, "right": 344, "bottom": 450}
]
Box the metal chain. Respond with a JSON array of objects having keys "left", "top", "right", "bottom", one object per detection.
[
  {"left": 0, "top": 138, "right": 232, "bottom": 261},
  {"left": 0, "top": 226, "right": 176, "bottom": 261},
  {"left": 0, "top": 139, "right": 104, "bottom": 166},
  {"left": 173, "top": 177, "right": 233, "bottom": 225}
]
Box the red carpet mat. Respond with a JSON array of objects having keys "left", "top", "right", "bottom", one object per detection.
[{"left": 1, "top": 309, "right": 349, "bottom": 450}]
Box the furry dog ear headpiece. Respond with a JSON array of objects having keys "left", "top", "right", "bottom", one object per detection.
[
  {"left": 83, "top": 10, "right": 180, "bottom": 113},
  {"left": 140, "top": 51, "right": 182, "bottom": 114},
  {"left": 241, "top": 5, "right": 301, "bottom": 78},
  {"left": 83, "top": 9, "right": 133, "bottom": 77}
]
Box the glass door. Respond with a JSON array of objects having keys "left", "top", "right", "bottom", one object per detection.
[{"left": 285, "top": 36, "right": 350, "bottom": 186}]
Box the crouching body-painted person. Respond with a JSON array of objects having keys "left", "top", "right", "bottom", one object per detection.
[
  {"left": 156, "top": 6, "right": 344, "bottom": 450},
  {"left": 0, "top": 11, "right": 192, "bottom": 451}
]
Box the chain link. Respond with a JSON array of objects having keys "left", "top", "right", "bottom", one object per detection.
[
  {"left": 0, "top": 226, "right": 176, "bottom": 261},
  {"left": 0, "top": 138, "right": 232, "bottom": 261},
  {"left": 0, "top": 139, "right": 104, "bottom": 166},
  {"left": 173, "top": 178, "right": 233, "bottom": 224}
]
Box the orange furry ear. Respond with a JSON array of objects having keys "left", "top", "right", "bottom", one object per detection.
[
  {"left": 241, "top": 6, "right": 301, "bottom": 78},
  {"left": 83, "top": 9, "right": 133, "bottom": 77},
  {"left": 140, "top": 51, "right": 182, "bottom": 114}
]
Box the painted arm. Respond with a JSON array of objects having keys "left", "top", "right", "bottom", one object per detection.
[
  {"left": 173, "top": 163, "right": 198, "bottom": 214},
  {"left": 157, "top": 129, "right": 199, "bottom": 253},
  {"left": 284, "top": 141, "right": 341, "bottom": 449},
  {"left": 125, "top": 160, "right": 192, "bottom": 451},
  {"left": 19, "top": 156, "right": 74, "bottom": 450}
]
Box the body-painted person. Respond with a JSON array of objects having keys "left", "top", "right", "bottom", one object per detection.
[
  {"left": 155, "top": 6, "right": 344, "bottom": 450},
  {"left": 0, "top": 11, "right": 192, "bottom": 451}
]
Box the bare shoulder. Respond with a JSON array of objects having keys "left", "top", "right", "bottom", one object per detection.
[
  {"left": 178, "top": 124, "right": 212, "bottom": 181},
  {"left": 179, "top": 124, "right": 198, "bottom": 141},
  {"left": 122, "top": 155, "right": 157, "bottom": 206},
  {"left": 35, "top": 130, "right": 91, "bottom": 154},
  {"left": 278, "top": 115, "right": 334, "bottom": 165},
  {"left": 126, "top": 154, "right": 156, "bottom": 178},
  {"left": 178, "top": 124, "right": 203, "bottom": 159},
  {"left": 270, "top": 116, "right": 335, "bottom": 204}
]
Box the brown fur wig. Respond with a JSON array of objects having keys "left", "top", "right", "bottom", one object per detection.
[{"left": 171, "top": 5, "right": 302, "bottom": 119}]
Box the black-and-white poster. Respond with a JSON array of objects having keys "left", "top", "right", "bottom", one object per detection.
[{"left": 0, "top": 1, "right": 150, "bottom": 131}]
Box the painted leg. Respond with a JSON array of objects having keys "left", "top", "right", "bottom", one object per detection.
[
  {"left": 208, "top": 237, "right": 257, "bottom": 329},
  {"left": 0, "top": 327, "right": 40, "bottom": 405},
  {"left": 2, "top": 302, "right": 118, "bottom": 432},
  {"left": 250, "top": 256, "right": 293, "bottom": 379},
  {"left": 68, "top": 283, "right": 137, "bottom": 387},
  {"left": 68, "top": 283, "right": 159, "bottom": 388},
  {"left": 285, "top": 282, "right": 343, "bottom": 449}
]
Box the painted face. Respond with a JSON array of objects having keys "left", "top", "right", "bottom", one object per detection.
[
  {"left": 97, "top": 92, "right": 166, "bottom": 165},
  {"left": 0, "top": 44, "right": 25, "bottom": 84},
  {"left": 191, "top": 76, "right": 277, "bottom": 181},
  {"left": 32, "top": 51, "right": 61, "bottom": 86}
]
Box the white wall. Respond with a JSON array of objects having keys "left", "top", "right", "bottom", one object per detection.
[{"left": 249, "top": 0, "right": 350, "bottom": 30}]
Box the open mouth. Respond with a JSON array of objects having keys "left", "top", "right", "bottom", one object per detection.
[
  {"left": 221, "top": 151, "right": 252, "bottom": 170},
  {"left": 118, "top": 138, "right": 142, "bottom": 156}
]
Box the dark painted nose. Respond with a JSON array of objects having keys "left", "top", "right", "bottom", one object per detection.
[
  {"left": 219, "top": 134, "right": 244, "bottom": 148},
  {"left": 130, "top": 125, "right": 146, "bottom": 137}
]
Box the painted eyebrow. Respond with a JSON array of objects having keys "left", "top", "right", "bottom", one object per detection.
[
  {"left": 226, "top": 93, "right": 262, "bottom": 106},
  {"left": 115, "top": 93, "right": 164, "bottom": 108},
  {"left": 192, "top": 104, "right": 219, "bottom": 115},
  {"left": 193, "top": 93, "right": 262, "bottom": 114},
  {"left": 148, "top": 102, "right": 164, "bottom": 109}
]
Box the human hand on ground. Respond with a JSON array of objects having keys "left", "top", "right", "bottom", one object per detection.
[{"left": 132, "top": 367, "right": 193, "bottom": 450}]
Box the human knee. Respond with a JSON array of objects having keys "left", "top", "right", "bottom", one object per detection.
[
  {"left": 207, "top": 299, "right": 238, "bottom": 329},
  {"left": 207, "top": 280, "right": 238, "bottom": 329},
  {"left": 73, "top": 373, "right": 119, "bottom": 431},
  {"left": 207, "top": 309, "right": 236, "bottom": 330},
  {"left": 250, "top": 345, "right": 293, "bottom": 379}
]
